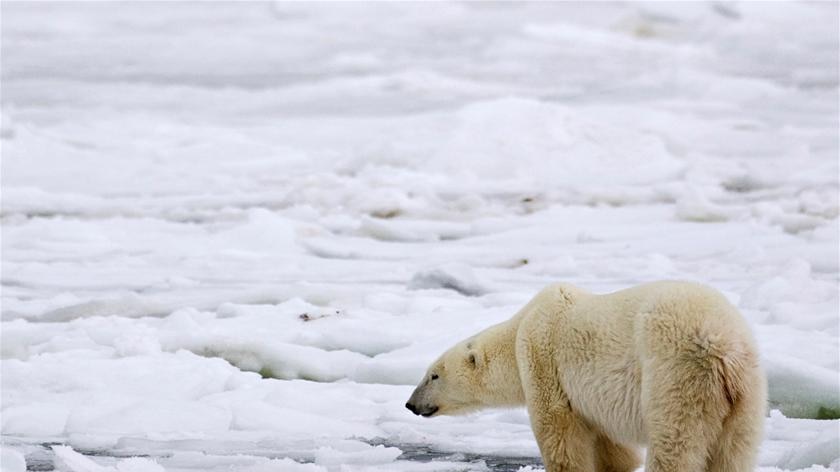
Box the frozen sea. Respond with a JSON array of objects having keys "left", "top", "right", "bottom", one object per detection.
[{"left": 1, "top": 2, "right": 838, "bottom": 471}]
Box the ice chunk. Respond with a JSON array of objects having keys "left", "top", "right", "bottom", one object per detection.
[
  {"left": 430, "top": 98, "right": 684, "bottom": 190},
  {"left": 408, "top": 264, "right": 487, "bottom": 296},
  {"left": 360, "top": 216, "right": 472, "bottom": 242},
  {"left": 52, "top": 445, "right": 164, "bottom": 472},
  {"left": 765, "top": 355, "right": 840, "bottom": 420},
  {"left": 313, "top": 440, "right": 402, "bottom": 467},
  {"left": 777, "top": 434, "right": 840, "bottom": 469},
  {"left": 2, "top": 402, "right": 69, "bottom": 436},
  {"left": 66, "top": 400, "right": 232, "bottom": 435},
  {"left": 0, "top": 446, "right": 27, "bottom": 472},
  {"left": 675, "top": 188, "right": 734, "bottom": 222}
]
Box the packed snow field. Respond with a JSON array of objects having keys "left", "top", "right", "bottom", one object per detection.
[{"left": 1, "top": 2, "right": 838, "bottom": 471}]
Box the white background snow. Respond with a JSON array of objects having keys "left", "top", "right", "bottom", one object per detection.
[{"left": 1, "top": 2, "right": 838, "bottom": 471}]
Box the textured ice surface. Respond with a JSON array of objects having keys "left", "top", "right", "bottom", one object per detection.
[{"left": 1, "top": 2, "right": 838, "bottom": 471}]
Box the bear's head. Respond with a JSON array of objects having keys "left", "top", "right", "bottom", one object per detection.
[
  {"left": 405, "top": 339, "right": 481, "bottom": 417},
  {"left": 405, "top": 323, "right": 524, "bottom": 417}
]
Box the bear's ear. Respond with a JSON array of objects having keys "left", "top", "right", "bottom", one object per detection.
[{"left": 467, "top": 351, "right": 480, "bottom": 368}]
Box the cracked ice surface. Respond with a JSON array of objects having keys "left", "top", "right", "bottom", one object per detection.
[{"left": 1, "top": 2, "right": 838, "bottom": 471}]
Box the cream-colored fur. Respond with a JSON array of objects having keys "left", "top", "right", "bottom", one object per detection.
[{"left": 406, "top": 281, "right": 766, "bottom": 472}]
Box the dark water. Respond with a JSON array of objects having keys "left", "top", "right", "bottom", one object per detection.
[{"left": 369, "top": 439, "right": 543, "bottom": 471}]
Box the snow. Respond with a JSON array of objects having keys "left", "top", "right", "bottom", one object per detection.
[{"left": 1, "top": 1, "right": 838, "bottom": 471}]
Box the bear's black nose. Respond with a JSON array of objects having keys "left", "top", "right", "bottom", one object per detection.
[{"left": 405, "top": 402, "right": 418, "bottom": 415}]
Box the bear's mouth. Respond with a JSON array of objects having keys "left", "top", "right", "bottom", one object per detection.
[{"left": 420, "top": 406, "right": 439, "bottom": 417}]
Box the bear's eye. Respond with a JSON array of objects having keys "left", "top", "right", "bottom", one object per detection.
[
  {"left": 468, "top": 353, "right": 476, "bottom": 366},
  {"left": 431, "top": 374, "right": 439, "bottom": 380}
]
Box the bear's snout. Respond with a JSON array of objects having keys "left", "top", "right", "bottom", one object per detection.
[
  {"left": 405, "top": 402, "right": 438, "bottom": 417},
  {"left": 407, "top": 375, "right": 441, "bottom": 417},
  {"left": 419, "top": 405, "right": 439, "bottom": 417}
]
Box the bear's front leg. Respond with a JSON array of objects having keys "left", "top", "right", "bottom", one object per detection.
[
  {"left": 518, "top": 335, "right": 597, "bottom": 472},
  {"left": 526, "top": 393, "right": 597, "bottom": 472},
  {"left": 594, "top": 434, "right": 642, "bottom": 472},
  {"left": 515, "top": 289, "right": 597, "bottom": 471}
]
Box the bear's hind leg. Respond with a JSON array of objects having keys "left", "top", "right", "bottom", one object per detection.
[
  {"left": 594, "top": 434, "right": 641, "bottom": 472},
  {"left": 706, "top": 374, "right": 765, "bottom": 472},
  {"left": 643, "top": 359, "right": 728, "bottom": 472}
]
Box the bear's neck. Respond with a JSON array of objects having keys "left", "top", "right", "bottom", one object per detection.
[{"left": 482, "top": 316, "right": 526, "bottom": 407}]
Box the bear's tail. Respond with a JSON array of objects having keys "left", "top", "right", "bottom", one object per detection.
[
  {"left": 700, "top": 334, "right": 760, "bottom": 408},
  {"left": 718, "top": 350, "right": 749, "bottom": 406}
]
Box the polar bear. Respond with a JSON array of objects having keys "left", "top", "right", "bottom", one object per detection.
[{"left": 406, "top": 281, "right": 766, "bottom": 472}]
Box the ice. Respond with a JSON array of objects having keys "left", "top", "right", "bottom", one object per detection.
[
  {"left": 2, "top": 402, "right": 70, "bottom": 437},
  {"left": 762, "top": 411, "right": 840, "bottom": 470},
  {"left": 763, "top": 356, "right": 840, "bottom": 420},
  {"left": 313, "top": 441, "right": 402, "bottom": 468},
  {"left": 408, "top": 264, "right": 489, "bottom": 297},
  {"left": 0, "top": 446, "right": 27, "bottom": 472},
  {"left": 52, "top": 445, "right": 165, "bottom": 472},
  {"left": 2, "top": 1, "right": 838, "bottom": 471}
]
